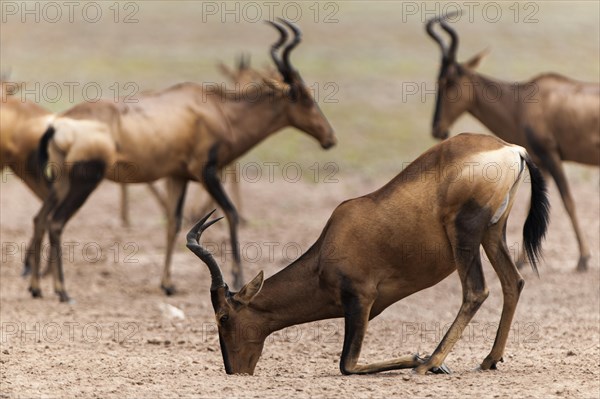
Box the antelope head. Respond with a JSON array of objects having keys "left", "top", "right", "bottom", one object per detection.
[
  {"left": 265, "top": 19, "right": 336, "bottom": 149},
  {"left": 427, "top": 14, "right": 489, "bottom": 139},
  {"left": 187, "top": 211, "right": 267, "bottom": 375}
]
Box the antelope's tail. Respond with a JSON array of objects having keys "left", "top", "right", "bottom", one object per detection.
[{"left": 522, "top": 154, "right": 550, "bottom": 275}]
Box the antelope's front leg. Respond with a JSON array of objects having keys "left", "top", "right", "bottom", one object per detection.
[
  {"left": 202, "top": 161, "right": 243, "bottom": 290},
  {"left": 119, "top": 184, "right": 131, "bottom": 228},
  {"left": 339, "top": 292, "right": 425, "bottom": 375},
  {"left": 27, "top": 192, "right": 58, "bottom": 297}
]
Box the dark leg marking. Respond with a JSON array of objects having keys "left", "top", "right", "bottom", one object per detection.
[
  {"left": 202, "top": 144, "right": 243, "bottom": 289},
  {"left": 48, "top": 160, "right": 105, "bottom": 303}
]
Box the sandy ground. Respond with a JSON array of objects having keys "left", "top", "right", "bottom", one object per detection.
[{"left": 0, "top": 163, "right": 598, "bottom": 398}]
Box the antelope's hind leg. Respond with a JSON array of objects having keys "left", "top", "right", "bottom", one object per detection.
[
  {"left": 480, "top": 223, "right": 524, "bottom": 370},
  {"left": 160, "top": 177, "right": 188, "bottom": 296},
  {"left": 527, "top": 134, "right": 589, "bottom": 271},
  {"left": 544, "top": 155, "right": 590, "bottom": 271},
  {"left": 47, "top": 160, "right": 105, "bottom": 303},
  {"left": 415, "top": 202, "right": 490, "bottom": 375}
]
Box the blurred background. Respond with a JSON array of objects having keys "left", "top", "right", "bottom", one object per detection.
[
  {"left": 2, "top": 1, "right": 598, "bottom": 175},
  {"left": 2, "top": 1, "right": 599, "bottom": 295}
]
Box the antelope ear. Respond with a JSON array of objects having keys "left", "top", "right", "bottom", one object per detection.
[
  {"left": 218, "top": 62, "right": 236, "bottom": 82},
  {"left": 237, "top": 53, "right": 250, "bottom": 70},
  {"left": 234, "top": 271, "right": 264, "bottom": 305},
  {"left": 463, "top": 48, "right": 490, "bottom": 70}
]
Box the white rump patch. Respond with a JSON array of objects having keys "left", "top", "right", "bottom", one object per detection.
[
  {"left": 489, "top": 146, "right": 526, "bottom": 225},
  {"left": 490, "top": 193, "right": 510, "bottom": 225}
]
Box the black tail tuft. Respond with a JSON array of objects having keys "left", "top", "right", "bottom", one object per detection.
[
  {"left": 523, "top": 155, "right": 550, "bottom": 276},
  {"left": 37, "top": 125, "right": 55, "bottom": 182}
]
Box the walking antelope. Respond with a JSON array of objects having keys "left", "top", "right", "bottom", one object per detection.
[
  {"left": 1, "top": 75, "right": 161, "bottom": 279},
  {"left": 27, "top": 20, "right": 336, "bottom": 302},
  {"left": 122, "top": 55, "right": 254, "bottom": 225},
  {"left": 188, "top": 133, "right": 549, "bottom": 375},
  {"left": 185, "top": 55, "right": 254, "bottom": 222},
  {"left": 1, "top": 73, "right": 166, "bottom": 225},
  {"left": 426, "top": 15, "right": 599, "bottom": 271}
]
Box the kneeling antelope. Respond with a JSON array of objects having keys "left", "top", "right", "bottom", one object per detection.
[
  {"left": 188, "top": 133, "right": 549, "bottom": 375},
  {"left": 426, "top": 14, "right": 598, "bottom": 271},
  {"left": 27, "top": 20, "right": 335, "bottom": 302}
]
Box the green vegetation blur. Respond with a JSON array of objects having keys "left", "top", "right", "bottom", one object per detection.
[{"left": 2, "top": 1, "right": 598, "bottom": 178}]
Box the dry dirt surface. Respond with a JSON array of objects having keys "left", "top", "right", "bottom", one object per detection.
[{"left": 1, "top": 165, "right": 598, "bottom": 398}]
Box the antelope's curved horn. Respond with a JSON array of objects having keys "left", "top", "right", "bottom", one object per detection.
[
  {"left": 440, "top": 13, "right": 459, "bottom": 62},
  {"left": 426, "top": 17, "right": 448, "bottom": 56},
  {"left": 278, "top": 18, "right": 302, "bottom": 74},
  {"left": 426, "top": 11, "right": 461, "bottom": 62},
  {"left": 186, "top": 210, "right": 226, "bottom": 291},
  {"left": 237, "top": 52, "right": 250, "bottom": 70},
  {"left": 265, "top": 20, "right": 288, "bottom": 74}
]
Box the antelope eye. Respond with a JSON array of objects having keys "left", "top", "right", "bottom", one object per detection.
[{"left": 219, "top": 314, "right": 229, "bottom": 323}]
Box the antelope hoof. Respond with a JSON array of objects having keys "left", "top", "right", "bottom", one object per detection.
[
  {"left": 161, "top": 284, "right": 176, "bottom": 296},
  {"left": 480, "top": 356, "right": 503, "bottom": 370},
  {"left": 57, "top": 291, "right": 73, "bottom": 304},
  {"left": 29, "top": 286, "right": 42, "bottom": 298},
  {"left": 576, "top": 256, "right": 590, "bottom": 272},
  {"left": 415, "top": 364, "right": 451, "bottom": 375},
  {"left": 414, "top": 355, "right": 451, "bottom": 375},
  {"left": 431, "top": 364, "right": 451, "bottom": 374}
]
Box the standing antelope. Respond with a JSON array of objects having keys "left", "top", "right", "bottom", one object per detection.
[
  {"left": 187, "top": 133, "right": 549, "bottom": 375},
  {"left": 1, "top": 75, "right": 160, "bottom": 278},
  {"left": 122, "top": 55, "right": 255, "bottom": 225},
  {"left": 1, "top": 75, "right": 145, "bottom": 217},
  {"left": 27, "top": 20, "right": 336, "bottom": 302},
  {"left": 426, "top": 15, "right": 599, "bottom": 271}
]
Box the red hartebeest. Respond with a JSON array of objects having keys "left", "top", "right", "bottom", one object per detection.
[
  {"left": 187, "top": 133, "right": 550, "bottom": 375},
  {"left": 1, "top": 75, "right": 166, "bottom": 278},
  {"left": 426, "top": 14, "right": 599, "bottom": 271},
  {"left": 27, "top": 20, "right": 336, "bottom": 302},
  {"left": 122, "top": 55, "right": 255, "bottom": 225},
  {"left": 1, "top": 75, "right": 161, "bottom": 219}
]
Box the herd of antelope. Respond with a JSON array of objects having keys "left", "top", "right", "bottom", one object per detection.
[{"left": 1, "top": 15, "right": 598, "bottom": 376}]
